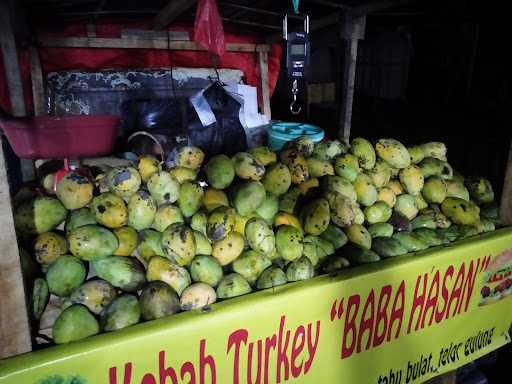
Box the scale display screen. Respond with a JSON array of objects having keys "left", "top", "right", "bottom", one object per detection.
[{"left": 290, "top": 44, "right": 305, "bottom": 56}]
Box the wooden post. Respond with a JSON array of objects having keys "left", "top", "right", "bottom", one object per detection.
[
  {"left": 0, "top": 1, "right": 35, "bottom": 181},
  {"left": 29, "top": 46, "right": 45, "bottom": 116},
  {"left": 499, "top": 140, "right": 512, "bottom": 225},
  {"left": 338, "top": 14, "right": 365, "bottom": 142},
  {"left": 0, "top": 143, "right": 32, "bottom": 359},
  {"left": 0, "top": 2, "right": 26, "bottom": 117},
  {"left": 258, "top": 50, "right": 271, "bottom": 120}
]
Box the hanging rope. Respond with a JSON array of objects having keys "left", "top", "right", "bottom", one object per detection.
[{"left": 292, "top": 0, "right": 299, "bottom": 14}]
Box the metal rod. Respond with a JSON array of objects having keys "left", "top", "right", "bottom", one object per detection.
[
  {"left": 219, "top": 2, "right": 302, "bottom": 18},
  {"left": 220, "top": 17, "right": 281, "bottom": 31}
]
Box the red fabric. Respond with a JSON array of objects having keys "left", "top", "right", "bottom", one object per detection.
[
  {"left": 0, "top": 49, "right": 33, "bottom": 115},
  {"left": 0, "top": 19, "right": 281, "bottom": 115},
  {"left": 194, "top": 0, "right": 225, "bottom": 56}
]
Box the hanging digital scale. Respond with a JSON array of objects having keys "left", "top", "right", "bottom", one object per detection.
[{"left": 283, "top": 13, "right": 310, "bottom": 114}]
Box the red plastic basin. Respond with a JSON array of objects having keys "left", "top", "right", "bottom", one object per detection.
[{"left": 0, "top": 115, "right": 120, "bottom": 159}]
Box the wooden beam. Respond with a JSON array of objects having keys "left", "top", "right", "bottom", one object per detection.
[
  {"left": 258, "top": 51, "right": 271, "bottom": 120},
  {"left": 0, "top": 142, "right": 32, "bottom": 359},
  {"left": 153, "top": 0, "right": 197, "bottom": 30},
  {"left": 38, "top": 36, "right": 271, "bottom": 52},
  {"left": 29, "top": 46, "right": 45, "bottom": 116},
  {"left": 500, "top": 140, "right": 512, "bottom": 226},
  {"left": 338, "top": 15, "right": 366, "bottom": 141},
  {"left": 0, "top": 2, "right": 26, "bottom": 117}
]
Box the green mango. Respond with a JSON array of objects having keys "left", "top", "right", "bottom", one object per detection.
[
  {"left": 175, "top": 146, "right": 204, "bottom": 170},
  {"left": 344, "top": 224, "right": 372, "bottom": 249},
  {"left": 262, "top": 162, "right": 292, "bottom": 196},
  {"left": 207, "top": 206, "right": 236, "bottom": 242},
  {"left": 56, "top": 171, "right": 93, "bottom": 210},
  {"left": 127, "top": 190, "right": 156, "bottom": 231},
  {"left": 375, "top": 139, "right": 411, "bottom": 169},
  {"left": 303, "top": 236, "right": 334, "bottom": 266},
  {"left": 137, "top": 229, "right": 166, "bottom": 260},
  {"left": 106, "top": 166, "right": 141, "bottom": 198},
  {"left": 34, "top": 231, "right": 68, "bottom": 265},
  {"left": 394, "top": 194, "right": 419, "bottom": 220},
  {"left": 418, "top": 157, "right": 452, "bottom": 179},
  {"left": 301, "top": 198, "right": 330, "bottom": 235},
  {"left": 415, "top": 194, "right": 429, "bottom": 210},
  {"left": 364, "top": 201, "right": 392, "bottom": 224},
  {"left": 422, "top": 176, "right": 447, "bottom": 204},
  {"left": 245, "top": 218, "right": 276, "bottom": 255},
  {"left": 212, "top": 231, "right": 245, "bottom": 266},
  {"left": 147, "top": 171, "right": 180, "bottom": 205},
  {"left": 101, "top": 294, "right": 141, "bottom": 332},
  {"left": 205, "top": 154, "right": 235, "bottom": 189},
  {"left": 191, "top": 211, "right": 208, "bottom": 237},
  {"left": 353, "top": 174, "right": 378, "bottom": 207},
  {"left": 232, "top": 181, "right": 266, "bottom": 216},
  {"left": 312, "top": 140, "right": 348, "bottom": 161},
  {"left": 68, "top": 225, "right": 118, "bottom": 261},
  {"left": 420, "top": 142, "right": 447, "bottom": 161},
  {"left": 279, "top": 187, "right": 300, "bottom": 214},
  {"left": 325, "top": 191, "right": 357, "bottom": 227},
  {"left": 53, "top": 305, "right": 99, "bottom": 344},
  {"left": 32, "top": 277, "right": 49, "bottom": 321},
  {"left": 161, "top": 223, "right": 196, "bottom": 266},
  {"left": 411, "top": 214, "right": 437, "bottom": 230},
  {"left": 15, "top": 197, "right": 67, "bottom": 235},
  {"left": 139, "top": 281, "right": 180, "bottom": 320},
  {"left": 216, "top": 273, "right": 252, "bottom": 299},
  {"left": 46, "top": 255, "right": 86, "bottom": 297},
  {"left": 92, "top": 256, "right": 146, "bottom": 292},
  {"left": 371, "top": 237, "right": 408, "bottom": 257},
  {"left": 146, "top": 256, "right": 191, "bottom": 295},
  {"left": 255, "top": 194, "right": 279, "bottom": 225},
  {"left": 350, "top": 137, "right": 376, "bottom": 170},
  {"left": 323, "top": 175, "right": 357, "bottom": 202},
  {"left": 153, "top": 204, "right": 184, "bottom": 232},
  {"left": 288, "top": 136, "right": 315, "bottom": 157},
  {"left": 169, "top": 166, "right": 198, "bottom": 183},
  {"left": 437, "top": 226, "right": 464, "bottom": 242},
  {"left": 68, "top": 279, "right": 117, "bottom": 315},
  {"left": 319, "top": 224, "right": 348, "bottom": 249},
  {"left": 249, "top": 146, "right": 277, "bottom": 166},
  {"left": 445, "top": 180, "right": 470, "bottom": 201},
  {"left": 286, "top": 256, "right": 314, "bottom": 281},
  {"left": 193, "top": 231, "right": 212, "bottom": 255},
  {"left": 322, "top": 255, "right": 350, "bottom": 273},
  {"left": 180, "top": 283, "right": 217, "bottom": 310},
  {"left": 392, "top": 232, "right": 428, "bottom": 252},
  {"left": 232, "top": 250, "right": 272, "bottom": 284},
  {"left": 368, "top": 222, "right": 394, "bottom": 238},
  {"left": 340, "top": 244, "right": 380, "bottom": 265},
  {"left": 465, "top": 177, "right": 494, "bottom": 204},
  {"left": 280, "top": 149, "right": 309, "bottom": 184},
  {"left": 178, "top": 182, "right": 204, "bottom": 218},
  {"left": 334, "top": 153, "right": 360, "bottom": 182},
  {"left": 256, "top": 266, "right": 288, "bottom": 289},
  {"left": 138, "top": 154, "right": 161, "bottom": 182},
  {"left": 441, "top": 197, "right": 480, "bottom": 225},
  {"left": 408, "top": 146, "right": 425, "bottom": 164},
  {"left": 413, "top": 228, "right": 445, "bottom": 246},
  {"left": 276, "top": 225, "right": 304, "bottom": 261},
  {"left": 306, "top": 157, "right": 334, "bottom": 177},
  {"left": 190, "top": 255, "right": 223, "bottom": 287},
  {"left": 232, "top": 152, "right": 266, "bottom": 181},
  {"left": 368, "top": 160, "right": 392, "bottom": 188},
  {"left": 65, "top": 207, "right": 97, "bottom": 234},
  {"left": 399, "top": 165, "right": 424, "bottom": 195},
  {"left": 91, "top": 192, "right": 128, "bottom": 229}
]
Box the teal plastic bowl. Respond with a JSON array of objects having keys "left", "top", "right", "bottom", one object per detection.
[{"left": 267, "top": 122, "right": 324, "bottom": 151}]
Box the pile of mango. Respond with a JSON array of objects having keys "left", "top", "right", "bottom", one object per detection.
[{"left": 13, "top": 137, "right": 499, "bottom": 345}]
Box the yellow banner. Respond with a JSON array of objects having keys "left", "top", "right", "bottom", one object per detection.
[{"left": 1, "top": 229, "right": 512, "bottom": 384}]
